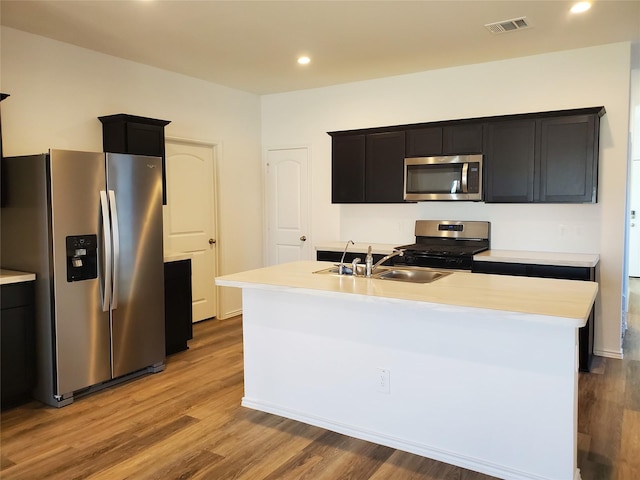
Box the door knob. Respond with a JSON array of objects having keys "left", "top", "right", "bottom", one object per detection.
[
  {"left": 209, "top": 238, "right": 216, "bottom": 245},
  {"left": 300, "top": 235, "right": 307, "bottom": 242}
]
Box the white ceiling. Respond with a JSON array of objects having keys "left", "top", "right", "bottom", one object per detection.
[{"left": 2, "top": 0, "right": 639, "bottom": 95}]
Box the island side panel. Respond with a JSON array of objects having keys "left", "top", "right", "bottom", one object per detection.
[{"left": 240, "top": 288, "right": 579, "bottom": 480}]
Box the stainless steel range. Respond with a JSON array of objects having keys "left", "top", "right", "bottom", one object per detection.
[{"left": 395, "top": 220, "right": 490, "bottom": 270}]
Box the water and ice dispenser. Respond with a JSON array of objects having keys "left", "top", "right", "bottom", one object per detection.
[{"left": 66, "top": 235, "right": 98, "bottom": 282}]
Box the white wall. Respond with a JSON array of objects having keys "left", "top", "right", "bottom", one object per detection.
[
  {"left": 261, "top": 42, "right": 633, "bottom": 358},
  {"left": 1, "top": 27, "right": 263, "bottom": 318}
]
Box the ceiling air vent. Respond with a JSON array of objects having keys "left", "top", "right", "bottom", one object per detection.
[{"left": 484, "top": 17, "right": 531, "bottom": 34}]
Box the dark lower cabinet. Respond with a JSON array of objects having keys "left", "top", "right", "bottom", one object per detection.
[
  {"left": 472, "top": 260, "right": 596, "bottom": 372},
  {"left": 1, "top": 281, "right": 36, "bottom": 409},
  {"left": 164, "top": 260, "right": 193, "bottom": 356}
]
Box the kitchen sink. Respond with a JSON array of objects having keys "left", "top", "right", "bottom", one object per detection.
[
  {"left": 373, "top": 268, "right": 451, "bottom": 284},
  {"left": 313, "top": 266, "right": 451, "bottom": 284}
]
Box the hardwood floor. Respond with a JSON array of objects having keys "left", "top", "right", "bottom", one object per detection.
[{"left": 1, "top": 281, "right": 639, "bottom": 479}]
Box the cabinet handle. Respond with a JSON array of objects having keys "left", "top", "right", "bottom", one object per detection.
[
  {"left": 300, "top": 235, "right": 307, "bottom": 242},
  {"left": 209, "top": 238, "right": 216, "bottom": 245}
]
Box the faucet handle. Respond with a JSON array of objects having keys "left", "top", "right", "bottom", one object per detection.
[{"left": 352, "top": 257, "right": 362, "bottom": 276}]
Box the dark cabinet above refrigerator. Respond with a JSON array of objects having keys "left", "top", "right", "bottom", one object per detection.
[{"left": 99, "top": 114, "right": 171, "bottom": 204}]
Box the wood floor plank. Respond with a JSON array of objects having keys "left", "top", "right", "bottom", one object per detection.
[
  {"left": 616, "top": 408, "right": 640, "bottom": 476},
  {"left": 368, "top": 449, "right": 443, "bottom": 479},
  {"left": 624, "top": 360, "right": 640, "bottom": 411}
]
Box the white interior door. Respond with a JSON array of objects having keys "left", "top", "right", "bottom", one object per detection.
[
  {"left": 266, "top": 147, "right": 310, "bottom": 265},
  {"left": 164, "top": 140, "right": 218, "bottom": 321}
]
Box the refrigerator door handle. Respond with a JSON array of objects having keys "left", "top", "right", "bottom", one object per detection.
[
  {"left": 100, "top": 190, "right": 112, "bottom": 312},
  {"left": 108, "top": 190, "right": 120, "bottom": 310}
]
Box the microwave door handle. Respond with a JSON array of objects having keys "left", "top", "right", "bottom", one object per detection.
[{"left": 461, "top": 163, "right": 469, "bottom": 193}]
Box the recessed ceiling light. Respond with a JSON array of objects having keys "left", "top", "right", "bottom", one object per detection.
[
  {"left": 297, "top": 56, "right": 311, "bottom": 65},
  {"left": 570, "top": 2, "right": 591, "bottom": 14}
]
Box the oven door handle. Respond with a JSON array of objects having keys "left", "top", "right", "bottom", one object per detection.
[{"left": 461, "top": 163, "right": 469, "bottom": 193}]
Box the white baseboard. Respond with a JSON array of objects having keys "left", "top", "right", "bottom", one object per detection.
[
  {"left": 593, "top": 348, "right": 623, "bottom": 359},
  {"left": 219, "top": 308, "right": 242, "bottom": 320}
]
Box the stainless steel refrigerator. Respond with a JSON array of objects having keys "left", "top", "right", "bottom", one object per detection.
[{"left": 1, "top": 149, "right": 165, "bottom": 407}]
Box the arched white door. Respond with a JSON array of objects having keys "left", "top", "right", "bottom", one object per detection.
[
  {"left": 265, "top": 147, "right": 310, "bottom": 265},
  {"left": 164, "top": 139, "right": 218, "bottom": 321}
]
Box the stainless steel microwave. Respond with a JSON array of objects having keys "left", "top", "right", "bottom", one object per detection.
[{"left": 404, "top": 154, "right": 483, "bottom": 201}]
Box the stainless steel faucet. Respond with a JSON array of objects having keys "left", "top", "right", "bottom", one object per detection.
[
  {"left": 366, "top": 248, "right": 405, "bottom": 277},
  {"left": 339, "top": 240, "right": 355, "bottom": 275}
]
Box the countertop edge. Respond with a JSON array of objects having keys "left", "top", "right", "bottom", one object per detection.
[
  {"left": 0, "top": 269, "right": 36, "bottom": 285},
  {"left": 473, "top": 250, "right": 600, "bottom": 268}
]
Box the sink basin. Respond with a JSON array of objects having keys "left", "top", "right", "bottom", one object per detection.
[
  {"left": 373, "top": 268, "right": 451, "bottom": 284},
  {"left": 313, "top": 266, "right": 451, "bottom": 284}
]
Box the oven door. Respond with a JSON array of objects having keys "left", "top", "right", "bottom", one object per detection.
[{"left": 404, "top": 155, "right": 482, "bottom": 201}]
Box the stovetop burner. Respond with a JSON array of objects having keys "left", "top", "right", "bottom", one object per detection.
[
  {"left": 394, "top": 220, "right": 490, "bottom": 269},
  {"left": 396, "top": 243, "right": 488, "bottom": 256}
]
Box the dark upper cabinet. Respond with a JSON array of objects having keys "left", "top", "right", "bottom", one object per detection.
[
  {"left": 405, "top": 124, "right": 483, "bottom": 157},
  {"left": 330, "top": 106, "right": 603, "bottom": 205},
  {"left": 405, "top": 127, "right": 442, "bottom": 156},
  {"left": 484, "top": 120, "right": 536, "bottom": 203},
  {"left": 484, "top": 111, "right": 601, "bottom": 203},
  {"left": 365, "top": 131, "right": 406, "bottom": 203},
  {"left": 538, "top": 115, "right": 597, "bottom": 203},
  {"left": 99, "top": 114, "right": 171, "bottom": 204},
  {"left": 443, "top": 124, "right": 484, "bottom": 155},
  {"left": 331, "top": 131, "right": 405, "bottom": 203},
  {"left": 331, "top": 134, "right": 366, "bottom": 203}
]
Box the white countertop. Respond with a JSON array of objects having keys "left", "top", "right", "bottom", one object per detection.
[
  {"left": 0, "top": 269, "right": 36, "bottom": 285},
  {"left": 474, "top": 250, "right": 599, "bottom": 268},
  {"left": 315, "top": 242, "right": 402, "bottom": 255},
  {"left": 216, "top": 261, "right": 598, "bottom": 326}
]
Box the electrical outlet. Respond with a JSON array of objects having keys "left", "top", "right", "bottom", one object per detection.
[{"left": 376, "top": 367, "right": 390, "bottom": 394}]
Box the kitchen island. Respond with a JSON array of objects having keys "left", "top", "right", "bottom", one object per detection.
[{"left": 215, "top": 261, "right": 597, "bottom": 480}]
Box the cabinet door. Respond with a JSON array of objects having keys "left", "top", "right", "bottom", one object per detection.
[
  {"left": 126, "top": 122, "right": 165, "bottom": 157},
  {"left": 405, "top": 127, "right": 443, "bottom": 157},
  {"left": 406, "top": 124, "right": 483, "bottom": 157},
  {"left": 443, "top": 124, "right": 483, "bottom": 154},
  {"left": 484, "top": 120, "right": 536, "bottom": 203},
  {"left": 538, "top": 115, "right": 597, "bottom": 203},
  {"left": 365, "top": 131, "right": 406, "bottom": 203},
  {"left": 331, "top": 135, "right": 366, "bottom": 203},
  {"left": 164, "top": 260, "right": 193, "bottom": 356}
]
